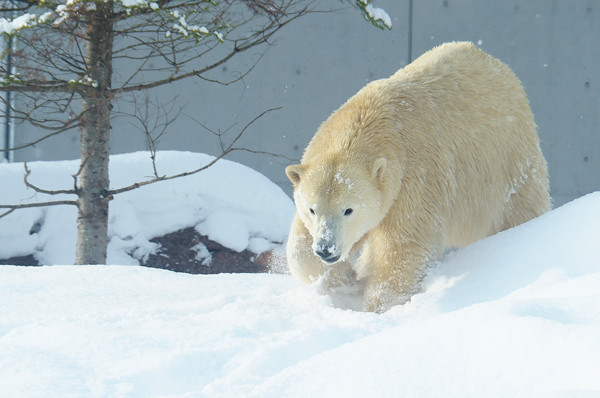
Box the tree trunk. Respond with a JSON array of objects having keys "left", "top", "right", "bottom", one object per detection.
[{"left": 75, "top": 4, "right": 114, "bottom": 265}]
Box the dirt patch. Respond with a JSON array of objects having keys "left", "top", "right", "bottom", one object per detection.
[
  {"left": 0, "top": 227, "right": 281, "bottom": 274},
  {"left": 143, "top": 227, "right": 274, "bottom": 274},
  {"left": 0, "top": 254, "right": 39, "bottom": 267}
]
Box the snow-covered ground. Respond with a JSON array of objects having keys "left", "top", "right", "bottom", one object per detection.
[
  {"left": 0, "top": 151, "right": 295, "bottom": 265},
  {"left": 1, "top": 152, "right": 599, "bottom": 397}
]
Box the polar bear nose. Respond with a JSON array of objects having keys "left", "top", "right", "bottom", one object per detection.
[
  {"left": 315, "top": 245, "right": 340, "bottom": 263},
  {"left": 315, "top": 246, "right": 333, "bottom": 259}
]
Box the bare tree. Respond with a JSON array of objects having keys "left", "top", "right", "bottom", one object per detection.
[{"left": 0, "top": 0, "right": 390, "bottom": 265}]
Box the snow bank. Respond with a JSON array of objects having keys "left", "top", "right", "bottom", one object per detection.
[
  {"left": 1, "top": 193, "right": 599, "bottom": 397},
  {"left": 0, "top": 151, "right": 295, "bottom": 265}
]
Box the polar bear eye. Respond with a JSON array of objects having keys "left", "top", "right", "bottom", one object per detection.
[
  {"left": 344, "top": 208, "right": 353, "bottom": 216},
  {"left": 309, "top": 208, "right": 315, "bottom": 215}
]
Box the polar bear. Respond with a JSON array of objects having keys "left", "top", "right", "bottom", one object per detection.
[{"left": 285, "top": 42, "right": 551, "bottom": 312}]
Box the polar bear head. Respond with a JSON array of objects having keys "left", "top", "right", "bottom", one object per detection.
[{"left": 286, "top": 155, "right": 388, "bottom": 264}]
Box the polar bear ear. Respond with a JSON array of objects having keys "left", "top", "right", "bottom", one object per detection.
[
  {"left": 286, "top": 165, "right": 304, "bottom": 185},
  {"left": 372, "top": 157, "right": 387, "bottom": 184}
]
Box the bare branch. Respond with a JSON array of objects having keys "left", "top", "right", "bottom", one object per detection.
[
  {"left": 230, "top": 147, "right": 297, "bottom": 163},
  {"left": 0, "top": 81, "right": 80, "bottom": 94},
  {"left": 23, "top": 163, "right": 78, "bottom": 195},
  {"left": 0, "top": 200, "right": 79, "bottom": 219},
  {"left": 113, "top": 4, "right": 310, "bottom": 94},
  {"left": 0, "top": 209, "right": 16, "bottom": 219},
  {"left": 121, "top": 93, "right": 184, "bottom": 178},
  {"left": 107, "top": 107, "right": 282, "bottom": 196},
  {"left": 0, "top": 114, "right": 82, "bottom": 152},
  {"left": 197, "top": 52, "right": 265, "bottom": 87}
]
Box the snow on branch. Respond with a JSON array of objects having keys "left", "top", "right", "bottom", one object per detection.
[
  {"left": 355, "top": 0, "right": 392, "bottom": 29},
  {"left": 0, "top": 13, "right": 38, "bottom": 35}
]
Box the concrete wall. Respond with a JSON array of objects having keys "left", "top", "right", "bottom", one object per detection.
[{"left": 7, "top": 0, "right": 600, "bottom": 206}]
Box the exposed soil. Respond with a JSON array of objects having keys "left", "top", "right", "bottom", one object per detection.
[
  {"left": 0, "top": 254, "right": 39, "bottom": 267},
  {"left": 0, "top": 227, "right": 276, "bottom": 274},
  {"left": 143, "top": 227, "right": 273, "bottom": 274}
]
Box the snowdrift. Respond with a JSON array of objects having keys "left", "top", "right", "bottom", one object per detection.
[
  {"left": 1, "top": 148, "right": 599, "bottom": 397},
  {"left": 0, "top": 151, "right": 295, "bottom": 265}
]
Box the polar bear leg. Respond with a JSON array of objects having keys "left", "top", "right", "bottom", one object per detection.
[
  {"left": 362, "top": 236, "right": 439, "bottom": 312},
  {"left": 502, "top": 162, "right": 551, "bottom": 231}
]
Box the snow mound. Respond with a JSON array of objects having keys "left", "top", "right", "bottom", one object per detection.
[
  {"left": 1, "top": 193, "right": 599, "bottom": 397},
  {"left": 0, "top": 151, "right": 295, "bottom": 265}
]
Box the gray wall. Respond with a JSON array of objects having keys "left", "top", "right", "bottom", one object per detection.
[{"left": 8, "top": 0, "right": 600, "bottom": 207}]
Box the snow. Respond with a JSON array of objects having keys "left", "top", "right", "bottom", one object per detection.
[
  {"left": 120, "top": 0, "right": 150, "bottom": 7},
  {"left": 0, "top": 13, "right": 37, "bottom": 34},
  {"left": 359, "top": 0, "right": 392, "bottom": 29},
  {"left": 0, "top": 151, "right": 295, "bottom": 264},
  {"left": 1, "top": 152, "right": 600, "bottom": 397},
  {"left": 0, "top": 2, "right": 213, "bottom": 38},
  {"left": 365, "top": 4, "right": 392, "bottom": 29}
]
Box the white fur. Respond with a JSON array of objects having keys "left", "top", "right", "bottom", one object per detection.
[{"left": 286, "top": 42, "right": 551, "bottom": 312}]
